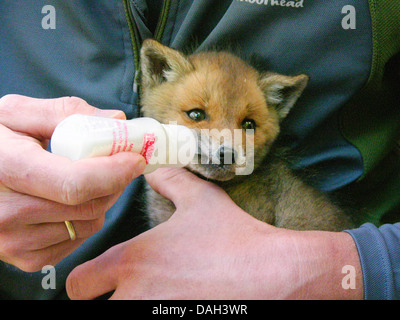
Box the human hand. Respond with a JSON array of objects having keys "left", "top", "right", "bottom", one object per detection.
[
  {"left": 66, "top": 167, "right": 363, "bottom": 300},
  {"left": 0, "top": 94, "right": 146, "bottom": 272}
]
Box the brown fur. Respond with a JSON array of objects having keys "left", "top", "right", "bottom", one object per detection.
[{"left": 140, "top": 39, "right": 354, "bottom": 231}]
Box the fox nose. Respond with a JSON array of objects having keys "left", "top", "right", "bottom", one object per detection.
[{"left": 217, "top": 146, "right": 237, "bottom": 165}]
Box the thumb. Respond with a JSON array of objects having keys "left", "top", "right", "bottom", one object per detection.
[
  {"left": 66, "top": 243, "right": 123, "bottom": 300},
  {"left": 0, "top": 94, "right": 125, "bottom": 139},
  {"left": 145, "top": 167, "right": 227, "bottom": 209}
]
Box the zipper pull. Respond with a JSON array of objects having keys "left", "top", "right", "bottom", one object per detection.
[{"left": 133, "top": 69, "right": 140, "bottom": 94}]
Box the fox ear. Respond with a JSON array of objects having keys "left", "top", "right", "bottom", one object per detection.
[
  {"left": 259, "top": 73, "right": 309, "bottom": 120},
  {"left": 140, "top": 39, "right": 194, "bottom": 89}
]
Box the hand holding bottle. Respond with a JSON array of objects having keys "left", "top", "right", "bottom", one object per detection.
[{"left": 0, "top": 95, "right": 146, "bottom": 272}]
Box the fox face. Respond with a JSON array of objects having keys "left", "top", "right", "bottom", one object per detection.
[{"left": 140, "top": 39, "right": 308, "bottom": 181}]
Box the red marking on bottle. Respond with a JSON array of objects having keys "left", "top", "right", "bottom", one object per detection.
[
  {"left": 122, "top": 122, "right": 128, "bottom": 152},
  {"left": 140, "top": 133, "right": 156, "bottom": 164},
  {"left": 127, "top": 143, "right": 134, "bottom": 152},
  {"left": 109, "top": 129, "right": 117, "bottom": 156},
  {"left": 109, "top": 121, "right": 129, "bottom": 156},
  {"left": 115, "top": 121, "right": 123, "bottom": 154}
]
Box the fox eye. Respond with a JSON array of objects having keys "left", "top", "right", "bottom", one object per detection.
[
  {"left": 186, "top": 109, "right": 206, "bottom": 122},
  {"left": 242, "top": 119, "right": 256, "bottom": 131}
]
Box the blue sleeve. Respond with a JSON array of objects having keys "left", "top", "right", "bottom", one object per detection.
[{"left": 345, "top": 223, "right": 400, "bottom": 300}]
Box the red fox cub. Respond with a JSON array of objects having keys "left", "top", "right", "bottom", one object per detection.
[{"left": 140, "top": 39, "right": 354, "bottom": 231}]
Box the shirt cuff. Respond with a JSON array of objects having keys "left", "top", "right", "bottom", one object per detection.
[{"left": 344, "top": 223, "right": 399, "bottom": 300}]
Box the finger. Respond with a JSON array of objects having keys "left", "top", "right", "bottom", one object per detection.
[
  {"left": 0, "top": 145, "right": 146, "bottom": 204},
  {"left": 10, "top": 239, "right": 86, "bottom": 273},
  {"left": 0, "top": 94, "right": 126, "bottom": 140},
  {"left": 63, "top": 217, "right": 105, "bottom": 240},
  {"left": 0, "top": 95, "right": 146, "bottom": 204},
  {"left": 0, "top": 191, "right": 121, "bottom": 224},
  {"left": 145, "top": 167, "right": 225, "bottom": 208},
  {"left": 1, "top": 218, "right": 101, "bottom": 251},
  {"left": 31, "top": 218, "right": 104, "bottom": 249},
  {"left": 66, "top": 244, "right": 122, "bottom": 300}
]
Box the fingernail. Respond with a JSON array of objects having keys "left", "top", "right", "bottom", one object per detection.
[{"left": 95, "top": 109, "right": 126, "bottom": 119}]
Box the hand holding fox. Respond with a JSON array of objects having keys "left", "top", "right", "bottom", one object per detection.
[{"left": 67, "top": 167, "right": 363, "bottom": 300}]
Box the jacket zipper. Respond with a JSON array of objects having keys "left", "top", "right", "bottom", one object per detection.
[
  {"left": 154, "top": 0, "right": 172, "bottom": 42},
  {"left": 123, "top": 0, "right": 140, "bottom": 85},
  {"left": 123, "top": 0, "right": 171, "bottom": 108}
]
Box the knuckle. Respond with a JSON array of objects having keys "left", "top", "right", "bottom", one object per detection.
[
  {"left": 20, "top": 250, "right": 62, "bottom": 273},
  {"left": 86, "top": 218, "right": 104, "bottom": 236},
  {"left": 60, "top": 172, "right": 88, "bottom": 205},
  {"left": 60, "top": 179, "right": 79, "bottom": 205},
  {"left": 0, "top": 241, "right": 19, "bottom": 260},
  {"left": 18, "top": 259, "right": 44, "bottom": 273},
  {"left": 0, "top": 94, "right": 20, "bottom": 111},
  {"left": 22, "top": 255, "right": 56, "bottom": 273},
  {"left": 0, "top": 94, "right": 21, "bottom": 123},
  {"left": 76, "top": 199, "right": 103, "bottom": 220},
  {"left": 0, "top": 213, "right": 14, "bottom": 233},
  {"left": 54, "top": 96, "right": 93, "bottom": 119},
  {"left": 0, "top": 247, "right": 45, "bottom": 273}
]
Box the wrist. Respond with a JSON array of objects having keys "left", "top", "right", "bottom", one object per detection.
[
  {"left": 291, "top": 230, "right": 364, "bottom": 299},
  {"left": 331, "top": 231, "right": 364, "bottom": 299},
  {"left": 251, "top": 224, "right": 364, "bottom": 299}
]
